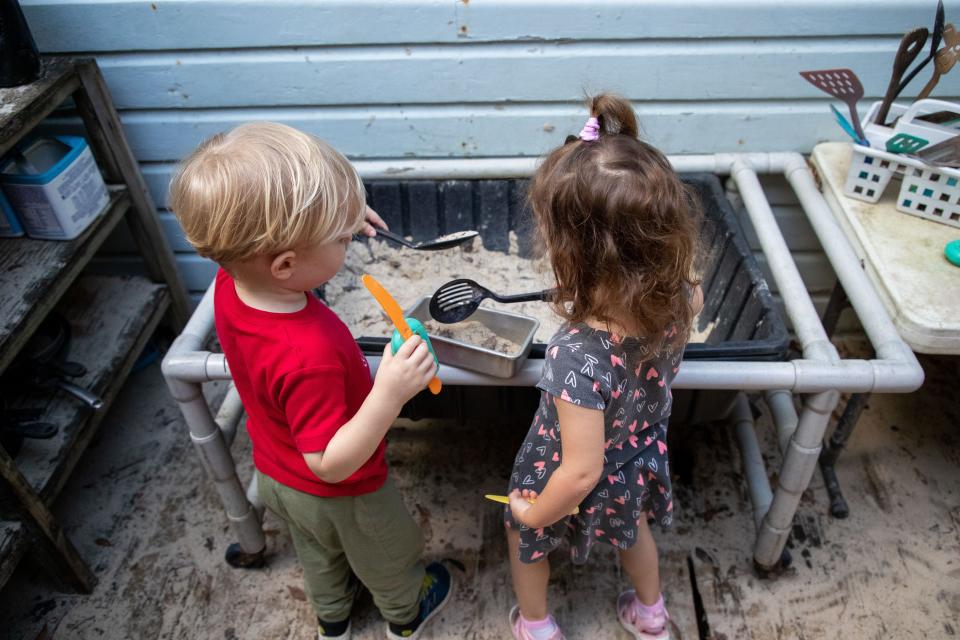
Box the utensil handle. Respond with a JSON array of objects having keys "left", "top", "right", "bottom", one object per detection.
[
  {"left": 492, "top": 289, "right": 555, "bottom": 303},
  {"left": 848, "top": 106, "right": 866, "bottom": 142},
  {"left": 899, "top": 0, "right": 946, "bottom": 96},
  {"left": 56, "top": 380, "right": 104, "bottom": 410},
  {"left": 831, "top": 105, "right": 863, "bottom": 144},
  {"left": 917, "top": 70, "right": 942, "bottom": 100},
  {"left": 896, "top": 55, "right": 935, "bottom": 97},
  {"left": 354, "top": 338, "right": 441, "bottom": 392},
  {"left": 484, "top": 494, "right": 579, "bottom": 515},
  {"left": 877, "top": 29, "right": 929, "bottom": 126},
  {"left": 362, "top": 273, "right": 442, "bottom": 395},
  {"left": 392, "top": 317, "right": 442, "bottom": 395},
  {"left": 373, "top": 228, "right": 413, "bottom": 248}
]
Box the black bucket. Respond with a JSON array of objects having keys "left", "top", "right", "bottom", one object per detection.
[{"left": 357, "top": 173, "right": 788, "bottom": 426}]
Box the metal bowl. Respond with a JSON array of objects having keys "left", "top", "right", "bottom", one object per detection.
[{"left": 405, "top": 297, "right": 539, "bottom": 379}]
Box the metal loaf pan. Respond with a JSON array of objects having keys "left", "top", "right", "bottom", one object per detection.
[{"left": 405, "top": 297, "right": 539, "bottom": 379}]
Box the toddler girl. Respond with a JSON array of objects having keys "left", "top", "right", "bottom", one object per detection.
[{"left": 504, "top": 94, "right": 703, "bottom": 640}]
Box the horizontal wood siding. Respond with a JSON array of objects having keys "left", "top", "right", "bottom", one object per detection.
[{"left": 20, "top": 0, "right": 958, "bottom": 336}]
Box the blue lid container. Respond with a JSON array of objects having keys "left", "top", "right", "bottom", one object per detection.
[
  {"left": 0, "top": 135, "right": 109, "bottom": 240},
  {"left": 0, "top": 188, "right": 25, "bottom": 237}
]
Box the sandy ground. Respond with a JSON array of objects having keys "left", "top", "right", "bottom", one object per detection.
[{"left": 1, "top": 343, "right": 958, "bottom": 640}]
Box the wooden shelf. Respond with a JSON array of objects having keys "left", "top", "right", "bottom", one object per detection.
[
  {"left": 6, "top": 275, "right": 169, "bottom": 504},
  {"left": 0, "top": 56, "right": 188, "bottom": 595},
  {"left": 0, "top": 521, "right": 27, "bottom": 589},
  {"left": 0, "top": 58, "right": 79, "bottom": 158},
  {"left": 0, "top": 275, "right": 168, "bottom": 589},
  {"left": 0, "top": 188, "right": 131, "bottom": 376}
]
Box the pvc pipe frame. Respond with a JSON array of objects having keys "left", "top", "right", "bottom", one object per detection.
[
  {"left": 732, "top": 394, "right": 772, "bottom": 530},
  {"left": 161, "top": 152, "right": 923, "bottom": 571}
]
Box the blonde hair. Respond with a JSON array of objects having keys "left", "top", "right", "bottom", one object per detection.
[{"left": 169, "top": 122, "right": 366, "bottom": 265}]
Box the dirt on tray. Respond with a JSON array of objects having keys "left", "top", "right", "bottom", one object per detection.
[{"left": 422, "top": 319, "right": 522, "bottom": 354}]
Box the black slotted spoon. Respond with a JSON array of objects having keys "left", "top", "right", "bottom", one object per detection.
[{"left": 429, "top": 278, "right": 554, "bottom": 323}]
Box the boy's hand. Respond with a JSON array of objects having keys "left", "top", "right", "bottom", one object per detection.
[
  {"left": 374, "top": 335, "right": 437, "bottom": 405},
  {"left": 360, "top": 206, "right": 388, "bottom": 237},
  {"left": 509, "top": 488, "right": 537, "bottom": 527}
]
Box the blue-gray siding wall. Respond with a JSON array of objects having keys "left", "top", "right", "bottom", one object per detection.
[{"left": 22, "top": 1, "right": 960, "bottom": 326}]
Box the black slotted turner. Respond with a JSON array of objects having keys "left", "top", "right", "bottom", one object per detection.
[{"left": 429, "top": 278, "right": 554, "bottom": 323}]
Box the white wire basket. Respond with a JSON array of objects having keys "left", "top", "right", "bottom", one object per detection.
[{"left": 844, "top": 100, "right": 960, "bottom": 229}]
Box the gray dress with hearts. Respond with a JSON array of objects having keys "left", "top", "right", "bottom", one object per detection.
[{"left": 503, "top": 322, "right": 683, "bottom": 564}]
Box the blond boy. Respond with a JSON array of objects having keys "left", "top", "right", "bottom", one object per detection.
[{"left": 170, "top": 122, "right": 452, "bottom": 640}]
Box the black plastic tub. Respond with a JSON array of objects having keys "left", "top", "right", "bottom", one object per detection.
[{"left": 356, "top": 173, "right": 788, "bottom": 425}]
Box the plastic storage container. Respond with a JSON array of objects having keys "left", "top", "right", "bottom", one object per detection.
[
  {"left": 356, "top": 173, "right": 789, "bottom": 425},
  {"left": 0, "top": 189, "right": 25, "bottom": 237},
  {"left": 845, "top": 99, "right": 960, "bottom": 229},
  {"left": 862, "top": 98, "right": 960, "bottom": 150},
  {"left": 0, "top": 135, "right": 109, "bottom": 240}
]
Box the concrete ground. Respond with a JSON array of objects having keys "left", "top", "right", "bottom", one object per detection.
[{"left": 1, "top": 341, "right": 958, "bottom": 640}]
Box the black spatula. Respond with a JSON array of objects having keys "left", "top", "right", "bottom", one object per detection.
[{"left": 429, "top": 278, "right": 554, "bottom": 323}]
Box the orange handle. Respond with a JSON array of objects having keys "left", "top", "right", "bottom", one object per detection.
[
  {"left": 362, "top": 274, "right": 442, "bottom": 395},
  {"left": 392, "top": 321, "right": 442, "bottom": 395}
]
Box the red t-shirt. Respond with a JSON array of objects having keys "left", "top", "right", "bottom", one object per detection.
[{"left": 213, "top": 268, "right": 385, "bottom": 497}]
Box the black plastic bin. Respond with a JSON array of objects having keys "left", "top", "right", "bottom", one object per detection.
[{"left": 356, "top": 173, "right": 788, "bottom": 426}]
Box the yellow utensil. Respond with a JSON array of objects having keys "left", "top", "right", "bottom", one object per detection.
[
  {"left": 484, "top": 494, "right": 579, "bottom": 515},
  {"left": 362, "top": 274, "right": 442, "bottom": 395}
]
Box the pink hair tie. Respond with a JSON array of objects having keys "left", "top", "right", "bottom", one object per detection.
[{"left": 578, "top": 116, "right": 600, "bottom": 142}]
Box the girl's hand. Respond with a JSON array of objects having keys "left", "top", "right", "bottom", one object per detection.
[
  {"left": 361, "top": 206, "right": 388, "bottom": 237},
  {"left": 509, "top": 488, "right": 538, "bottom": 526}
]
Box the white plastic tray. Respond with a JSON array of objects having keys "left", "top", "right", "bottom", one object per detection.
[{"left": 814, "top": 142, "right": 960, "bottom": 354}]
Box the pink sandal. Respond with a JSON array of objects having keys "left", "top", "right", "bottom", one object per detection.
[
  {"left": 617, "top": 591, "right": 671, "bottom": 640},
  {"left": 508, "top": 605, "right": 566, "bottom": 640}
]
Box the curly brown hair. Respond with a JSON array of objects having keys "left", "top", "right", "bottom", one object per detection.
[{"left": 528, "top": 94, "right": 702, "bottom": 357}]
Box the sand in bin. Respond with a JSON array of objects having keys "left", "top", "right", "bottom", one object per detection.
[
  {"left": 325, "top": 234, "right": 561, "bottom": 343},
  {"left": 422, "top": 319, "right": 523, "bottom": 355},
  {"left": 326, "top": 234, "right": 713, "bottom": 345}
]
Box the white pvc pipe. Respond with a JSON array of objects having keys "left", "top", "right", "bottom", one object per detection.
[
  {"left": 162, "top": 279, "right": 218, "bottom": 394},
  {"left": 179, "top": 392, "right": 264, "bottom": 554},
  {"left": 764, "top": 389, "right": 799, "bottom": 455},
  {"left": 215, "top": 384, "right": 245, "bottom": 447},
  {"left": 177, "top": 351, "right": 920, "bottom": 393},
  {"left": 161, "top": 278, "right": 264, "bottom": 555},
  {"left": 755, "top": 390, "right": 836, "bottom": 567},
  {"left": 732, "top": 394, "right": 772, "bottom": 529},
  {"left": 240, "top": 355, "right": 910, "bottom": 393},
  {"left": 171, "top": 278, "right": 216, "bottom": 352},
  {"left": 783, "top": 159, "right": 923, "bottom": 370},
  {"left": 351, "top": 153, "right": 774, "bottom": 181},
  {"left": 246, "top": 473, "right": 263, "bottom": 513},
  {"left": 354, "top": 157, "right": 538, "bottom": 180},
  {"left": 730, "top": 161, "right": 838, "bottom": 364}
]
